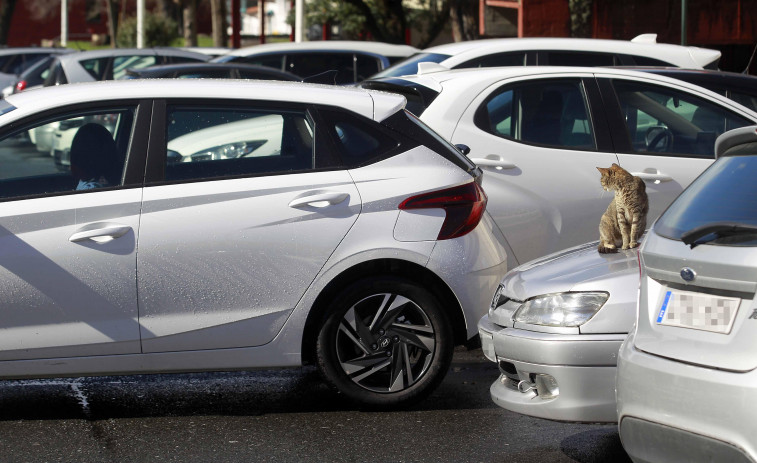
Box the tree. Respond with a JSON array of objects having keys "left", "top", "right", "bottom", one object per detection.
[
  {"left": 210, "top": 0, "right": 227, "bottom": 47},
  {"left": 292, "top": 0, "right": 476, "bottom": 48},
  {"left": 103, "top": 0, "right": 119, "bottom": 47},
  {"left": 180, "top": 0, "right": 198, "bottom": 46},
  {"left": 569, "top": 0, "right": 592, "bottom": 38},
  {"left": 0, "top": 0, "right": 17, "bottom": 45}
]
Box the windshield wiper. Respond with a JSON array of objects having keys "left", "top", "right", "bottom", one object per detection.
[{"left": 680, "top": 222, "right": 757, "bottom": 248}]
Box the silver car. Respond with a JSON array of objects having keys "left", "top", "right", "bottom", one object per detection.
[
  {"left": 0, "top": 79, "right": 509, "bottom": 408},
  {"left": 478, "top": 241, "right": 639, "bottom": 422},
  {"left": 617, "top": 126, "right": 757, "bottom": 462}
]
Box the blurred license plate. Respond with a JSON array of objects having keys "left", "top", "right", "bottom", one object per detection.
[{"left": 656, "top": 289, "right": 740, "bottom": 334}]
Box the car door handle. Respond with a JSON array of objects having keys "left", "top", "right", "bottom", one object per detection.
[
  {"left": 469, "top": 156, "right": 517, "bottom": 169},
  {"left": 69, "top": 224, "right": 131, "bottom": 243},
  {"left": 632, "top": 172, "right": 673, "bottom": 183},
  {"left": 288, "top": 192, "right": 349, "bottom": 208}
]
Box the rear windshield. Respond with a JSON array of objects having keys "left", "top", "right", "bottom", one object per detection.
[
  {"left": 654, "top": 155, "right": 757, "bottom": 246},
  {"left": 369, "top": 53, "right": 451, "bottom": 79}
]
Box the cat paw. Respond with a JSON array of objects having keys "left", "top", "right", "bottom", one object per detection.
[
  {"left": 598, "top": 245, "right": 619, "bottom": 254},
  {"left": 629, "top": 242, "right": 640, "bottom": 248}
]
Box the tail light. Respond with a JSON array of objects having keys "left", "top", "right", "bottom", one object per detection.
[
  {"left": 15, "top": 80, "right": 27, "bottom": 93},
  {"left": 398, "top": 180, "right": 488, "bottom": 240}
]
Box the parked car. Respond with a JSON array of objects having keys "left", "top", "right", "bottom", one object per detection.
[
  {"left": 41, "top": 48, "right": 209, "bottom": 86},
  {"left": 368, "top": 34, "right": 721, "bottom": 81},
  {"left": 634, "top": 67, "right": 757, "bottom": 112},
  {"left": 616, "top": 126, "right": 757, "bottom": 462},
  {"left": 0, "top": 79, "right": 509, "bottom": 408},
  {"left": 3, "top": 55, "right": 58, "bottom": 97},
  {"left": 120, "top": 62, "right": 300, "bottom": 81},
  {"left": 0, "top": 47, "right": 75, "bottom": 92},
  {"left": 362, "top": 65, "right": 757, "bottom": 268},
  {"left": 478, "top": 240, "right": 640, "bottom": 422},
  {"left": 212, "top": 41, "right": 419, "bottom": 84}
]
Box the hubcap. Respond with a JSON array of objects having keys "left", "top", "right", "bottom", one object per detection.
[{"left": 336, "top": 293, "right": 436, "bottom": 393}]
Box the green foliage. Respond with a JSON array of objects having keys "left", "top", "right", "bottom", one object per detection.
[
  {"left": 568, "top": 0, "right": 592, "bottom": 38},
  {"left": 117, "top": 13, "right": 179, "bottom": 47}
]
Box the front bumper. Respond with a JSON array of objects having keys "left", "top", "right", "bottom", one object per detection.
[
  {"left": 479, "top": 315, "right": 625, "bottom": 423},
  {"left": 616, "top": 331, "right": 757, "bottom": 463}
]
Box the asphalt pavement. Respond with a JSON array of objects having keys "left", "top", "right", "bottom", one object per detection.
[{"left": 0, "top": 347, "right": 631, "bottom": 462}]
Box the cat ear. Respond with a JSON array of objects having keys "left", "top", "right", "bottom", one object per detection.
[
  {"left": 612, "top": 163, "right": 620, "bottom": 168},
  {"left": 596, "top": 166, "right": 605, "bottom": 173}
]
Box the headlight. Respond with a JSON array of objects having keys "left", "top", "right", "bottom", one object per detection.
[
  {"left": 187, "top": 140, "right": 266, "bottom": 162},
  {"left": 513, "top": 292, "right": 608, "bottom": 327}
]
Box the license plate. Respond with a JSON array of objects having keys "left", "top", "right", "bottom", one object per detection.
[{"left": 656, "top": 288, "right": 740, "bottom": 334}]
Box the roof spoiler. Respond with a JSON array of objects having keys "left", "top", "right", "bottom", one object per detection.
[{"left": 715, "top": 125, "right": 757, "bottom": 159}]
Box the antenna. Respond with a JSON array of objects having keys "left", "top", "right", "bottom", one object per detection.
[{"left": 744, "top": 43, "right": 757, "bottom": 74}]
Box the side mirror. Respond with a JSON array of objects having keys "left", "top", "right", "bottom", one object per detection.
[{"left": 455, "top": 144, "right": 471, "bottom": 155}]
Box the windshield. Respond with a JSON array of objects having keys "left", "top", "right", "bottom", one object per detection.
[
  {"left": 369, "top": 52, "right": 451, "bottom": 79},
  {"left": 654, "top": 155, "right": 757, "bottom": 246}
]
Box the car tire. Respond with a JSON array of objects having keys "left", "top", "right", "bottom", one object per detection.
[{"left": 316, "top": 276, "right": 453, "bottom": 409}]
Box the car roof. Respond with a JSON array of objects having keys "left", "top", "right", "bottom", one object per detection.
[
  {"left": 218, "top": 41, "right": 420, "bottom": 59},
  {"left": 3, "top": 79, "right": 406, "bottom": 122},
  {"left": 423, "top": 35, "right": 720, "bottom": 69},
  {"left": 631, "top": 67, "right": 757, "bottom": 91}
]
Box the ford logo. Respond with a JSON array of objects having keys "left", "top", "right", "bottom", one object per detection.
[{"left": 680, "top": 267, "right": 696, "bottom": 282}]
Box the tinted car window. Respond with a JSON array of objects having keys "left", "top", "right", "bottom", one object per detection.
[
  {"left": 234, "top": 54, "right": 285, "bottom": 70},
  {"left": 654, "top": 155, "right": 757, "bottom": 246},
  {"left": 613, "top": 80, "right": 752, "bottom": 158},
  {"left": 177, "top": 70, "right": 231, "bottom": 79},
  {"left": 730, "top": 90, "right": 757, "bottom": 112},
  {"left": 0, "top": 108, "right": 135, "bottom": 199},
  {"left": 165, "top": 107, "right": 314, "bottom": 181},
  {"left": 545, "top": 51, "right": 617, "bottom": 66},
  {"left": 631, "top": 56, "right": 675, "bottom": 67},
  {"left": 475, "top": 79, "right": 596, "bottom": 150},
  {"left": 286, "top": 53, "right": 356, "bottom": 84},
  {"left": 456, "top": 52, "right": 526, "bottom": 68},
  {"left": 319, "top": 109, "right": 399, "bottom": 166},
  {"left": 355, "top": 54, "right": 383, "bottom": 82}
]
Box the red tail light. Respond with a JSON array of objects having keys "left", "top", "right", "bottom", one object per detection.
[
  {"left": 398, "top": 180, "right": 488, "bottom": 240},
  {"left": 15, "top": 80, "right": 26, "bottom": 92}
]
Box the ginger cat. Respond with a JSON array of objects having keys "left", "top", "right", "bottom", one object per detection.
[{"left": 596, "top": 163, "right": 648, "bottom": 253}]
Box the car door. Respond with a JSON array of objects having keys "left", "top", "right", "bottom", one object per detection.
[
  {"left": 449, "top": 74, "right": 618, "bottom": 265},
  {"left": 0, "top": 103, "right": 148, "bottom": 361},
  {"left": 137, "top": 101, "right": 360, "bottom": 353},
  {"left": 599, "top": 77, "right": 756, "bottom": 222}
]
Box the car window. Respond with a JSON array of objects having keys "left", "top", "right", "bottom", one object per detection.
[
  {"left": 613, "top": 80, "right": 753, "bottom": 158},
  {"left": 544, "top": 51, "right": 617, "bottom": 66},
  {"left": 81, "top": 57, "right": 110, "bottom": 80},
  {"left": 0, "top": 108, "right": 135, "bottom": 200},
  {"left": 42, "top": 61, "right": 66, "bottom": 86},
  {"left": 654, "top": 155, "right": 757, "bottom": 246},
  {"left": 729, "top": 90, "right": 757, "bottom": 112},
  {"left": 235, "top": 54, "right": 285, "bottom": 70},
  {"left": 7, "top": 54, "right": 47, "bottom": 75},
  {"left": 286, "top": 53, "right": 356, "bottom": 84},
  {"left": 370, "top": 52, "right": 450, "bottom": 79},
  {"left": 165, "top": 106, "right": 314, "bottom": 181},
  {"left": 113, "top": 55, "right": 157, "bottom": 80},
  {"left": 631, "top": 56, "right": 675, "bottom": 67},
  {"left": 319, "top": 109, "right": 400, "bottom": 167},
  {"left": 355, "top": 54, "right": 382, "bottom": 81},
  {"left": 474, "top": 78, "right": 596, "bottom": 150},
  {"left": 456, "top": 52, "right": 527, "bottom": 68}
]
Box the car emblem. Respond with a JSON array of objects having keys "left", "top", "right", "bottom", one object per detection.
[{"left": 680, "top": 267, "right": 696, "bottom": 282}]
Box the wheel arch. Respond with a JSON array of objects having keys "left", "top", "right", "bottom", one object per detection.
[{"left": 300, "top": 258, "right": 466, "bottom": 364}]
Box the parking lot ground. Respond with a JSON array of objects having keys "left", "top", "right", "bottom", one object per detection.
[{"left": 0, "top": 347, "right": 630, "bottom": 462}]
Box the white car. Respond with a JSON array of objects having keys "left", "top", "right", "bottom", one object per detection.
[
  {"left": 617, "top": 126, "right": 757, "bottom": 462},
  {"left": 0, "top": 79, "right": 509, "bottom": 408},
  {"left": 42, "top": 48, "right": 209, "bottom": 86},
  {"left": 370, "top": 34, "right": 720, "bottom": 80},
  {"left": 212, "top": 41, "right": 419, "bottom": 84},
  {"left": 363, "top": 65, "right": 757, "bottom": 269}
]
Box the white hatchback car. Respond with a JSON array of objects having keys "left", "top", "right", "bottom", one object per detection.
[
  {"left": 0, "top": 79, "right": 509, "bottom": 408},
  {"left": 369, "top": 34, "right": 721, "bottom": 80},
  {"left": 363, "top": 66, "right": 757, "bottom": 268},
  {"left": 617, "top": 126, "right": 757, "bottom": 462}
]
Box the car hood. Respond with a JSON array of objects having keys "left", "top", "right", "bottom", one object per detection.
[{"left": 502, "top": 241, "right": 640, "bottom": 302}]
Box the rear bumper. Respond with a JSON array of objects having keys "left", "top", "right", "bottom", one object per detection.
[
  {"left": 617, "top": 331, "right": 757, "bottom": 463},
  {"left": 479, "top": 315, "right": 624, "bottom": 423}
]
